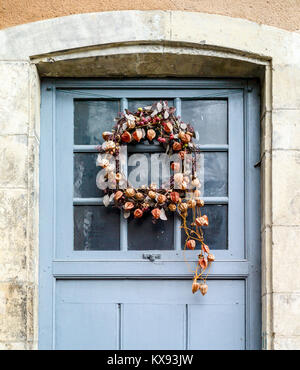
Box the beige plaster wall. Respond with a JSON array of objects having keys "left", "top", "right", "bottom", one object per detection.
[
  {"left": 0, "top": 10, "right": 300, "bottom": 350},
  {"left": 0, "top": 0, "right": 300, "bottom": 31}
]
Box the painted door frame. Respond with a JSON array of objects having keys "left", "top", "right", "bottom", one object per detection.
[{"left": 39, "top": 78, "right": 261, "bottom": 349}]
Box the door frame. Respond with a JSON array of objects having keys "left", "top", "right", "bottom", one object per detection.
[{"left": 39, "top": 78, "right": 261, "bottom": 349}]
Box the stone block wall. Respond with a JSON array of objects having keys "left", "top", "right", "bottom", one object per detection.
[{"left": 0, "top": 63, "right": 39, "bottom": 349}]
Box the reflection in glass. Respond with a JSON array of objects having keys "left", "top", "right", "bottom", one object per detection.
[
  {"left": 181, "top": 205, "right": 228, "bottom": 250},
  {"left": 128, "top": 153, "right": 170, "bottom": 189},
  {"left": 128, "top": 99, "right": 173, "bottom": 113},
  {"left": 74, "top": 153, "right": 104, "bottom": 198},
  {"left": 74, "top": 206, "right": 120, "bottom": 250},
  {"left": 74, "top": 100, "right": 120, "bottom": 145},
  {"left": 128, "top": 212, "right": 174, "bottom": 250},
  {"left": 181, "top": 100, "right": 228, "bottom": 145},
  {"left": 203, "top": 152, "right": 228, "bottom": 197}
]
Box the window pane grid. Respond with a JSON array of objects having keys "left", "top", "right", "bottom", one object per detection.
[{"left": 73, "top": 96, "right": 229, "bottom": 251}]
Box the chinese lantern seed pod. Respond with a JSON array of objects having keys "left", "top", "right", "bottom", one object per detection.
[
  {"left": 114, "top": 191, "right": 123, "bottom": 201},
  {"left": 195, "top": 215, "right": 209, "bottom": 227},
  {"left": 168, "top": 203, "right": 177, "bottom": 212},
  {"left": 170, "top": 191, "right": 180, "bottom": 203},
  {"left": 187, "top": 199, "right": 196, "bottom": 208},
  {"left": 127, "top": 120, "right": 136, "bottom": 129},
  {"left": 125, "top": 188, "right": 135, "bottom": 198},
  {"left": 147, "top": 129, "right": 156, "bottom": 141},
  {"left": 192, "top": 178, "right": 200, "bottom": 188},
  {"left": 121, "top": 131, "right": 132, "bottom": 143},
  {"left": 148, "top": 190, "right": 156, "bottom": 199},
  {"left": 115, "top": 173, "right": 122, "bottom": 181},
  {"left": 202, "top": 243, "right": 210, "bottom": 254},
  {"left": 199, "top": 256, "right": 208, "bottom": 270},
  {"left": 157, "top": 194, "right": 166, "bottom": 204},
  {"left": 102, "top": 131, "right": 112, "bottom": 141},
  {"left": 186, "top": 240, "right": 196, "bottom": 250},
  {"left": 151, "top": 208, "right": 161, "bottom": 219},
  {"left": 172, "top": 142, "right": 182, "bottom": 151},
  {"left": 124, "top": 202, "right": 134, "bottom": 211},
  {"left": 194, "top": 189, "right": 201, "bottom": 198},
  {"left": 134, "top": 209, "right": 143, "bottom": 218},
  {"left": 207, "top": 253, "right": 215, "bottom": 262},
  {"left": 135, "top": 192, "right": 144, "bottom": 201},
  {"left": 192, "top": 280, "right": 200, "bottom": 294},
  {"left": 199, "top": 283, "right": 208, "bottom": 296},
  {"left": 178, "top": 203, "right": 188, "bottom": 213},
  {"left": 174, "top": 173, "right": 184, "bottom": 184},
  {"left": 196, "top": 199, "right": 205, "bottom": 207},
  {"left": 132, "top": 129, "right": 143, "bottom": 142}
]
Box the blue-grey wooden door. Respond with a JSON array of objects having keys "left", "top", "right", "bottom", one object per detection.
[{"left": 39, "top": 79, "right": 261, "bottom": 350}]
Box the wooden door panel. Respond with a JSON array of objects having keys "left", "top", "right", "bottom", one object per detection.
[
  {"left": 55, "top": 279, "right": 245, "bottom": 350},
  {"left": 55, "top": 302, "right": 119, "bottom": 350},
  {"left": 40, "top": 79, "right": 261, "bottom": 349},
  {"left": 122, "top": 304, "right": 185, "bottom": 350}
]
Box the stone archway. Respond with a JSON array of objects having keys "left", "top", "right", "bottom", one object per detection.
[{"left": 1, "top": 10, "right": 300, "bottom": 349}]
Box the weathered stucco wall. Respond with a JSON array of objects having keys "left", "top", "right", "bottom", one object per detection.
[
  {"left": 0, "top": 0, "right": 299, "bottom": 31},
  {"left": 0, "top": 10, "right": 300, "bottom": 350}
]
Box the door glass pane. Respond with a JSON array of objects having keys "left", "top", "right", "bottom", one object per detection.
[
  {"left": 202, "top": 152, "right": 228, "bottom": 197},
  {"left": 181, "top": 205, "right": 228, "bottom": 250},
  {"left": 128, "top": 212, "right": 174, "bottom": 250},
  {"left": 128, "top": 153, "right": 169, "bottom": 189},
  {"left": 74, "top": 100, "right": 120, "bottom": 145},
  {"left": 127, "top": 152, "right": 227, "bottom": 194},
  {"left": 74, "top": 153, "right": 104, "bottom": 198},
  {"left": 181, "top": 100, "right": 227, "bottom": 144},
  {"left": 74, "top": 206, "right": 120, "bottom": 250},
  {"left": 128, "top": 99, "right": 173, "bottom": 113}
]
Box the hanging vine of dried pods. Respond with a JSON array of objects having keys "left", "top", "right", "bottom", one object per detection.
[{"left": 96, "top": 101, "right": 215, "bottom": 294}]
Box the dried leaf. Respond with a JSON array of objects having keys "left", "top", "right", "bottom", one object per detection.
[
  {"left": 160, "top": 208, "right": 168, "bottom": 221},
  {"left": 103, "top": 194, "right": 110, "bottom": 207},
  {"left": 202, "top": 244, "right": 210, "bottom": 254},
  {"left": 125, "top": 114, "right": 135, "bottom": 121},
  {"left": 151, "top": 109, "right": 158, "bottom": 117}
]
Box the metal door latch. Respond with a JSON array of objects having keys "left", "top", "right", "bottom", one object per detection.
[{"left": 142, "top": 253, "right": 161, "bottom": 262}]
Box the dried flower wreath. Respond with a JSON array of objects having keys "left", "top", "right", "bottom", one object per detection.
[{"left": 96, "top": 101, "right": 215, "bottom": 295}]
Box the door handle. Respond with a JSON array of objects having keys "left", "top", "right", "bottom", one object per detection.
[{"left": 142, "top": 253, "right": 161, "bottom": 262}]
